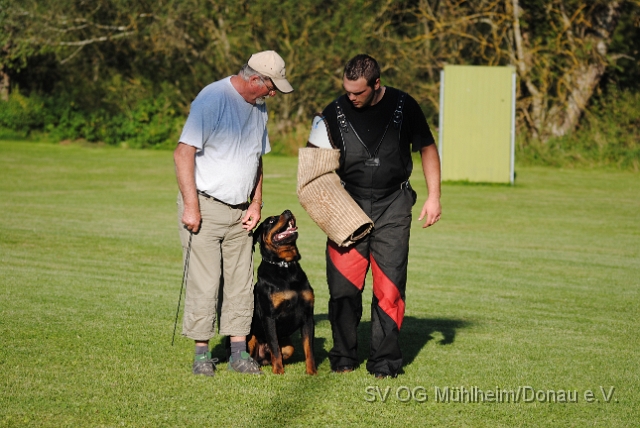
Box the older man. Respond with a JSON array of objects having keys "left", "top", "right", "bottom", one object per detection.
[{"left": 174, "top": 50, "right": 293, "bottom": 376}]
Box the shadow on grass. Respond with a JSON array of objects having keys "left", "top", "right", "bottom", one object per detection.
[
  {"left": 314, "top": 314, "right": 472, "bottom": 368},
  {"left": 399, "top": 316, "right": 472, "bottom": 365},
  {"left": 209, "top": 314, "right": 470, "bottom": 371}
]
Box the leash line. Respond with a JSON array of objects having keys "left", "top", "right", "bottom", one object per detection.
[{"left": 172, "top": 231, "right": 192, "bottom": 346}]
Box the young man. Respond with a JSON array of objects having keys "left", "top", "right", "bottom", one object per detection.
[
  {"left": 321, "top": 54, "right": 441, "bottom": 378},
  {"left": 174, "top": 50, "right": 293, "bottom": 376}
]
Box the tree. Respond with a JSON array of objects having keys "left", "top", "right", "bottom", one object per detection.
[
  {"left": 0, "top": 0, "right": 156, "bottom": 99},
  {"left": 369, "top": 0, "right": 639, "bottom": 140},
  {"left": 2, "top": 0, "right": 638, "bottom": 145},
  {"left": 511, "top": 0, "right": 627, "bottom": 139},
  {"left": 0, "top": 0, "right": 38, "bottom": 100}
]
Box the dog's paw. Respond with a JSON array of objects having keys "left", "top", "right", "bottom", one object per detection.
[{"left": 272, "top": 365, "right": 285, "bottom": 375}]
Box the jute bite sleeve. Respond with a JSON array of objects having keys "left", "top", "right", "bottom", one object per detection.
[{"left": 297, "top": 147, "right": 373, "bottom": 247}]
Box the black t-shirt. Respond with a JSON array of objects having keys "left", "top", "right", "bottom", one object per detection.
[{"left": 321, "top": 87, "right": 435, "bottom": 153}]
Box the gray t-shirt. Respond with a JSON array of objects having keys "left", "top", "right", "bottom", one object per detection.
[{"left": 179, "top": 76, "right": 271, "bottom": 205}]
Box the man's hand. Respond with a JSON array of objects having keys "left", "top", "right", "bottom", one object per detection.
[
  {"left": 241, "top": 201, "right": 262, "bottom": 231},
  {"left": 418, "top": 196, "right": 442, "bottom": 228},
  {"left": 419, "top": 144, "right": 442, "bottom": 228},
  {"left": 182, "top": 204, "right": 202, "bottom": 233}
]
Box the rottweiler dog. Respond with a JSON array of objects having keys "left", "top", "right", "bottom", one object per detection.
[{"left": 248, "top": 210, "right": 317, "bottom": 375}]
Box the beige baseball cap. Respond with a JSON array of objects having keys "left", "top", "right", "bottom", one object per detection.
[{"left": 248, "top": 50, "right": 294, "bottom": 93}]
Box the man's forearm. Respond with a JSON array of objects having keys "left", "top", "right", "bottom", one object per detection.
[
  {"left": 421, "top": 144, "right": 441, "bottom": 199},
  {"left": 174, "top": 143, "right": 198, "bottom": 205},
  {"left": 250, "top": 158, "right": 264, "bottom": 204},
  {"left": 242, "top": 157, "right": 264, "bottom": 231}
]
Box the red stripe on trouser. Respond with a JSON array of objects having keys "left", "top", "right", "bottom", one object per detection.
[
  {"left": 327, "top": 240, "right": 368, "bottom": 290},
  {"left": 370, "top": 255, "right": 405, "bottom": 329}
]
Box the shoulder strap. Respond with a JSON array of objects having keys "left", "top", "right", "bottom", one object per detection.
[
  {"left": 334, "top": 100, "right": 349, "bottom": 133},
  {"left": 393, "top": 92, "right": 406, "bottom": 129}
]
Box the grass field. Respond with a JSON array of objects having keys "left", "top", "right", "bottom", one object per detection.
[{"left": 1, "top": 140, "right": 639, "bottom": 427}]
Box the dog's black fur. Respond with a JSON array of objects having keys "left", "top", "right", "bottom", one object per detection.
[{"left": 249, "top": 210, "right": 317, "bottom": 375}]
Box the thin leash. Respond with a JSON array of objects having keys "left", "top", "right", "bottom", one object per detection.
[{"left": 172, "top": 231, "right": 193, "bottom": 346}]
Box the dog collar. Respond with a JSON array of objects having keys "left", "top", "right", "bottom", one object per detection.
[{"left": 262, "top": 258, "right": 298, "bottom": 268}]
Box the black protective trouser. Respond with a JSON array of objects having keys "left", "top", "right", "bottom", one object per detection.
[{"left": 326, "top": 185, "right": 414, "bottom": 375}]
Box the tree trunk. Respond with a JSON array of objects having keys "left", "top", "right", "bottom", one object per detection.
[
  {"left": 549, "top": 63, "right": 607, "bottom": 138},
  {"left": 510, "top": 0, "right": 545, "bottom": 139}
]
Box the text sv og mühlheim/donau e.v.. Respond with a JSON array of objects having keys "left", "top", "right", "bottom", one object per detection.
[{"left": 364, "top": 386, "right": 617, "bottom": 403}]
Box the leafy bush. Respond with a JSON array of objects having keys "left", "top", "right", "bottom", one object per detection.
[
  {"left": 106, "top": 95, "right": 183, "bottom": 149},
  {"left": 0, "top": 82, "right": 184, "bottom": 148},
  {"left": 517, "top": 89, "right": 640, "bottom": 170},
  {"left": 588, "top": 89, "right": 640, "bottom": 169},
  {"left": 1, "top": 81, "right": 638, "bottom": 172},
  {"left": 267, "top": 121, "right": 310, "bottom": 156},
  {"left": 0, "top": 91, "right": 46, "bottom": 135}
]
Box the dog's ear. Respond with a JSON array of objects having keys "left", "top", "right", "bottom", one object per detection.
[{"left": 252, "top": 222, "right": 264, "bottom": 248}]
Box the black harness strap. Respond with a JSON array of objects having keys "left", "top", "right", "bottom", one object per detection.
[
  {"left": 334, "top": 91, "right": 409, "bottom": 182},
  {"left": 335, "top": 100, "right": 349, "bottom": 133},
  {"left": 393, "top": 93, "right": 405, "bottom": 129}
]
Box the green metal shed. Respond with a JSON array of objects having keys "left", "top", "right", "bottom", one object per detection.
[{"left": 438, "top": 65, "right": 516, "bottom": 184}]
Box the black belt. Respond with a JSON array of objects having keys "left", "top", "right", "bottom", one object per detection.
[
  {"left": 197, "top": 191, "right": 250, "bottom": 210},
  {"left": 341, "top": 180, "right": 410, "bottom": 199}
]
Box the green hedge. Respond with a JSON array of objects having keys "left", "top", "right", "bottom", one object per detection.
[
  {"left": 518, "top": 89, "right": 640, "bottom": 170},
  {"left": 1, "top": 86, "right": 639, "bottom": 170},
  {"left": 0, "top": 87, "right": 182, "bottom": 149},
  {"left": 0, "top": 91, "right": 47, "bottom": 134}
]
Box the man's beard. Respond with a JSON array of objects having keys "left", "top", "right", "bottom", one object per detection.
[{"left": 255, "top": 93, "right": 273, "bottom": 105}]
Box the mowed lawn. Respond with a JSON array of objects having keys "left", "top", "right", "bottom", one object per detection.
[{"left": 1, "top": 140, "right": 639, "bottom": 427}]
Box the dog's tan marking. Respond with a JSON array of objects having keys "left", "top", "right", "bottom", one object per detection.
[
  {"left": 280, "top": 336, "right": 294, "bottom": 360},
  {"left": 261, "top": 216, "right": 286, "bottom": 253},
  {"left": 300, "top": 290, "right": 315, "bottom": 305},
  {"left": 270, "top": 352, "right": 284, "bottom": 375},
  {"left": 271, "top": 290, "right": 298, "bottom": 309},
  {"left": 262, "top": 234, "right": 278, "bottom": 253},
  {"left": 302, "top": 335, "right": 317, "bottom": 375},
  {"left": 276, "top": 245, "right": 299, "bottom": 261},
  {"left": 247, "top": 335, "right": 259, "bottom": 359}
]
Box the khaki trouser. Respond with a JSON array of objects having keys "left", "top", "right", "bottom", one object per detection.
[{"left": 177, "top": 193, "right": 254, "bottom": 340}]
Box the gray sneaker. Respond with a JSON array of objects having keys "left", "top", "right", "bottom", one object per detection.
[
  {"left": 192, "top": 352, "right": 218, "bottom": 377},
  {"left": 228, "top": 351, "right": 264, "bottom": 375}
]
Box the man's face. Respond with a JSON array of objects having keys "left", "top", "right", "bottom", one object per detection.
[
  {"left": 343, "top": 77, "right": 379, "bottom": 109},
  {"left": 252, "top": 75, "right": 276, "bottom": 105}
]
